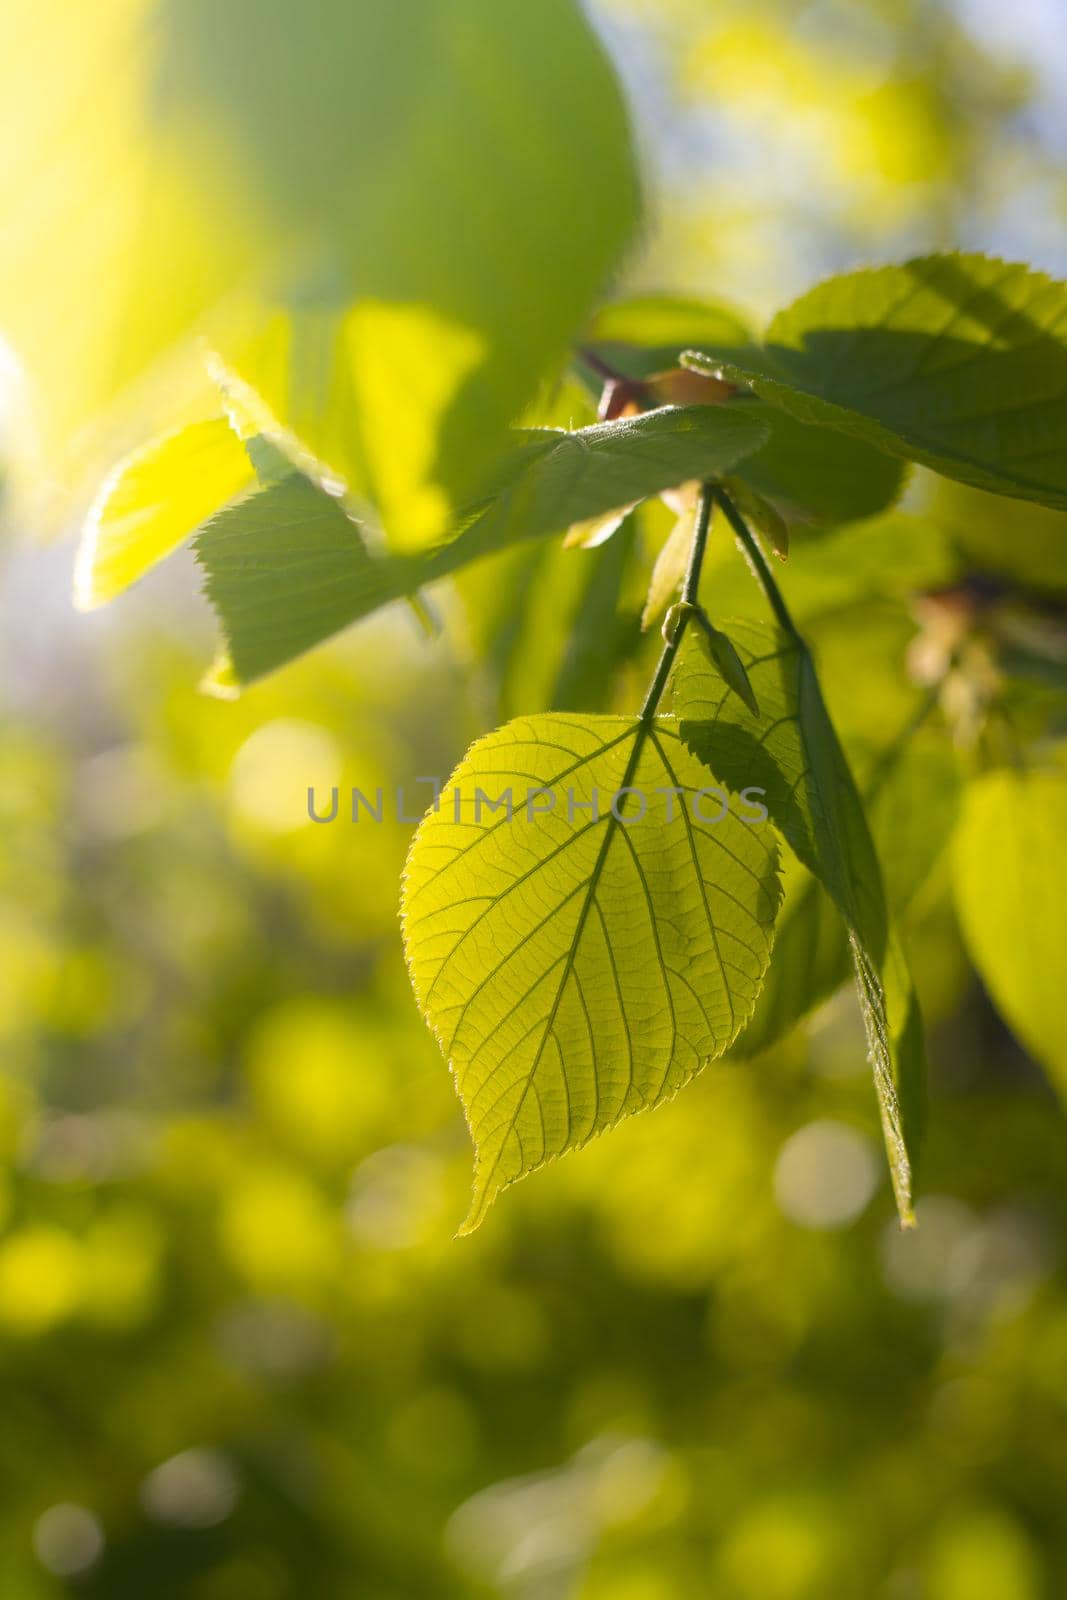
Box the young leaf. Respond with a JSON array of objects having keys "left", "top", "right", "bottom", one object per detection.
[
  {"left": 563, "top": 505, "right": 636, "bottom": 550},
  {"left": 642, "top": 513, "right": 694, "bottom": 630},
  {"left": 685, "top": 254, "right": 1067, "bottom": 511},
  {"left": 402, "top": 713, "right": 782, "bottom": 1232},
  {"left": 692, "top": 614, "right": 760, "bottom": 716},
  {"left": 75, "top": 419, "right": 254, "bottom": 610},
  {"left": 673, "top": 617, "right": 925, "bottom": 1223},
  {"left": 197, "top": 406, "right": 769, "bottom": 684},
  {"left": 952, "top": 765, "right": 1067, "bottom": 1101}
]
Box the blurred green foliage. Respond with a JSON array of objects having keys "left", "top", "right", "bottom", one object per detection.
[
  {"left": 1, "top": 598, "right": 1065, "bottom": 1598},
  {"left": 1, "top": 0, "right": 1067, "bottom": 1596}
]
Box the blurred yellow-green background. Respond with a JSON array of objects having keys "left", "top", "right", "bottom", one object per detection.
[{"left": 1, "top": 2, "right": 1067, "bottom": 1596}]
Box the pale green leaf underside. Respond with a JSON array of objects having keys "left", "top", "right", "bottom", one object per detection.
[
  {"left": 673, "top": 619, "right": 924, "bottom": 1222},
  {"left": 688, "top": 253, "right": 1067, "bottom": 511},
  {"left": 76, "top": 418, "right": 253, "bottom": 609},
  {"left": 197, "top": 405, "right": 768, "bottom": 683},
  {"left": 952, "top": 766, "right": 1067, "bottom": 1102},
  {"left": 402, "top": 713, "right": 782, "bottom": 1232}
]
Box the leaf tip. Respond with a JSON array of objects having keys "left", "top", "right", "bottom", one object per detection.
[
  {"left": 456, "top": 1171, "right": 496, "bottom": 1237},
  {"left": 199, "top": 652, "right": 241, "bottom": 700}
]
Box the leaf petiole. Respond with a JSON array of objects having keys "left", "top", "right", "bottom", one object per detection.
[
  {"left": 638, "top": 480, "right": 716, "bottom": 723},
  {"left": 714, "top": 484, "right": 798, "bottom": 638}
]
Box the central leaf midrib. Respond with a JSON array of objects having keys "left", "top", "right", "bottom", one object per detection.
[{"left": 472, "top": 706, "right": 664, "bottom": 1200}]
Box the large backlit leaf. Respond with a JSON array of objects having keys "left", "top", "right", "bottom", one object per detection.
[
  {"left": 952, "top": 764, "right": 1067, "bottom": 1101},
  {"left": 0, "top": 0, "right": 257, "bottom": 509},
  {"left": 402, "top": 713, "right": 781, "bottom": 1231},
  {"left": 686, "top": 254, "right": 1067, "bottom": 510},
  {"left": 197, "top": 406, "right": 769, "bottom": 684},
  {"left": 2, "top": 0, "right": 639, "bottom": 541},
  {"left": 673, "top": 618, "right": 925, "bottom": 1222},
  {"left": 169, "top": 0, "right": 639, "bottom": 545}
]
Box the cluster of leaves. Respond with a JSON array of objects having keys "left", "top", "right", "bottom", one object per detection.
[
  {"left": 75, "top": 244, "right": 1067, "bottom": 1233},
  {"left": 7, "top": 2, "right": 1053, "bottom": 1231}
]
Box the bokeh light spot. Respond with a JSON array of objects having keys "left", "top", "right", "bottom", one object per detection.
[
  {"left": 773, "top": 1119, "right": 879, "bottom": 1229},
  {"left": 32, "top": 1503, "right": 104, "bottom": 1577}
]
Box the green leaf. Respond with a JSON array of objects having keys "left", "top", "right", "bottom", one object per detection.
[
  {"left": 402, "top": 713, "right": 782, "bottom": 1232},
  {"left": 736, "top": 401, "right": 906, "bottom": 529},
  {"left": 74, "top": 419, "right": 254, "bottom": 610},
  {"left": 642, "top": 511, "right": 695, "bottom": 630},
  {"left": 686, "top": 253, "right": 1067, "bottom": 511},
  {"left": 3, "top": 2, "right": 638, "bottom": 542},
  {"left": 722, "top": 478, "right": 789, "bottom": 560},
  {"left": 196, "top": 474, "right": 379, "bottom": 684},
  {"left": 197, "top": 406, "right": 769, "bottom": 684},
  {"left": 174, "top": 0, "right": 640, "bottom": 546},
  {"left": 692, "top": 614, "right": 760, "bottom": 716},
  {"left": 673, "top": 617, "right": 925, "bottom": 1222},
  {"left": 740, "top": 727, "right": 961, "bottom": 1058},
  {"left": 582, "top": 295, "right": 904, "bottom": 526},
  {"left": 952, "top": 764, "right": 1067, "bottom": 1101}
]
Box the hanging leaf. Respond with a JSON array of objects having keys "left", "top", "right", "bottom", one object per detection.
[
  {"left": 673, "top": 617, "right": 925, "bottom": 1223},
  {"left": 740, "top": 728, "right": 961, "bottom": 1057},
  {"left": 402, "top": 712, "right": 781, "bottom": 1231}
]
